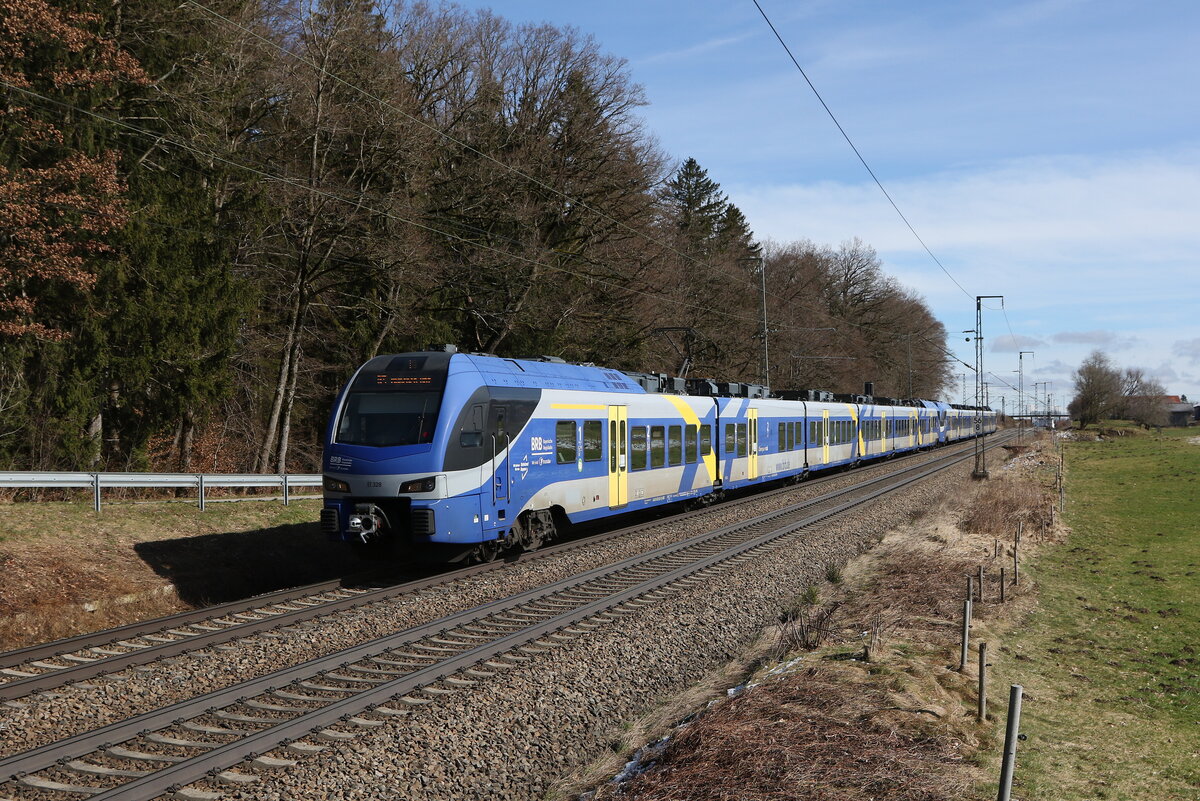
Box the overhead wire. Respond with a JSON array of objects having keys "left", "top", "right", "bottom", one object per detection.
[
  {"left": 750, "top": 0, "right": 973, "bottom": 301},
  {"left": 12, "top": 6, "right": 980, "bottom": 391}
]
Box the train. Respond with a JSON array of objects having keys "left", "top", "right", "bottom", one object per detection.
[{"left": 320, "top": 346, "right": 996, "bottom": 561}]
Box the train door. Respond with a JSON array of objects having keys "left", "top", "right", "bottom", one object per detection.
[
  {"left": 748, "top": 408, "right": 759, "bottom": 480},
  {"left": 880, "top": 409, "right": 888, "bottom": 454},
  {"left": 489, "top": 404, "right": 509, "bottom": 503},
  {"left": 822, "top": 409, "right": 830, "bottom": 464},
  {"left": 607, "top": 405, "right": 628, "bottom": 509}
]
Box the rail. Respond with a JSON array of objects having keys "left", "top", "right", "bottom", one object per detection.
[{"left": 0, "top": 471, "right": 322, "bottom": 511}]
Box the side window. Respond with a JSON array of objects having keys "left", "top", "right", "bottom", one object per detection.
[
  {"left": 609, "top": 420, "right": 617, "bottom": 470},
  {"left": 630, "top": 426, "right": 647, "bottom": 470},
  {"left": 700, "top": 424, "right": 712, "bottom": 456},
  {"left": 785, "top": 422, "right": 793, "bottom": 451},
  {"left": 459, "top": 404, "right": 484, "bottom": 448},
  {"left": 583, "top": 420, "right": 602, "bottom": 462},
  {"left": 650, "top": 426, "right": 666, "bottom": 468},
  {"left": 556, "top": 420, "right": 577, "bottom": 464},
  {"left": 725, "top": 423, "right": 735, "bottom": 453},
  {"left": 668, "top": 425, "right": 682, "bottom": 466},
  {"left": 685, "top": 424, "right": 698, "bottom": 464},
  {"left": 736, "top": 423, "right": 747, "bottom": 457}
]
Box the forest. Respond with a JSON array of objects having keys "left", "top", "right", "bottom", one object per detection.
[{"left": 0, "top": 0, "right": 953, "bottom": 475}]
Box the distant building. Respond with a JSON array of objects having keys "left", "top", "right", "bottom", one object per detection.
[{"left": 1167, "top": 402, "right": 1193, "bottom": 427}]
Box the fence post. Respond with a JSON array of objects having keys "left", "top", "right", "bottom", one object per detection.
[
  {"left": 997, "top": 684, "right": 1025, "bottom": 801},
  {"left": 1000, "top": 567, "right": 1006, "bottom": 602},
  {"left": 977, "top": 641, "right": 988, "bottom": 721},
  {"left": 283, "top": 473, "right": 290, "bottom": 506},
  {"left": 959, "top": 599, "right": 971, "bottom": 672},
  {"left": 92, "top": 473, "right": 101, "bottom": 513},
  {"left": 197, "top": 473, "right": 205, "bottom": 511},
  {"left": 978, "top": 565, "right": 985, "bottom": 603}
]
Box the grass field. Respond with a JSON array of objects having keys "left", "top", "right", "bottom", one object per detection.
[{"left": 994, "top": 427, "right": 1199, "bottom": 800}]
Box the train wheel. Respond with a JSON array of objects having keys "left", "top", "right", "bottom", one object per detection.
[{"left": 468, "top": 539, "right": 501, "bottom": 564}]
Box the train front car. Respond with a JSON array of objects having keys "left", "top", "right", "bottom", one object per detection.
[
  {"left": 320, "top": 350, "right": 476, "bottom": 558},
  {"left": 321, "top": 349, "right": 663, "bottom": 562}
]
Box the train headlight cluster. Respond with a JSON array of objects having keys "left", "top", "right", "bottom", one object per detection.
[
  {"left": 323, "top": 476, "right": 351, "bottom": 493},
  {"left": 398, "top": 477, "right": 437, "bottom": 493}
]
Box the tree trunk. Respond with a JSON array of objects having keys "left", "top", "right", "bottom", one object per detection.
[
  {"left": 178, "top": 407, "right": 195, "bottom": 473},
  {"left": 275, "top": 334, "right": 302, "bottom": 474},
  {"left": 254, "top": 290, "right": 301, "bottom": 472}
]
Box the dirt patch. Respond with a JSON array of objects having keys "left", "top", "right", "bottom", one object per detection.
[{"left": 0, "top": 498, "right": 363, "bottom": 649}]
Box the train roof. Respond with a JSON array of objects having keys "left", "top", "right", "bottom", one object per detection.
[
  {"left": 373, "top": 348, "right": 992, "bottom": 410},
  {"left": 459, "top": 352, "right": 647, "bottom": 394}
]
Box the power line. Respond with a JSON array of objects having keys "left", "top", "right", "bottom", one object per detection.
[
  {"left": 750, "top": 0, "right": 973, "bottom": 302},
  {"left": 183, "top": 0, "right": 763, "bottom": 299},
  {"left": 188, "top": 0, "right": 985, "bottom": 373}
]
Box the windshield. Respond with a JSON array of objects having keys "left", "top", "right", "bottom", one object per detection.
[{"left": 336, "top": 390, "right": 441, "bottom": 447}]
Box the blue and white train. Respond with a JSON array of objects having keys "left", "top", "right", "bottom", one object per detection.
[{"left": 321, "top": 348, "right": 996, "bottom": 561}]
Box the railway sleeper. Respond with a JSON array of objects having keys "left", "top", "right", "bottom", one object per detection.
[
  {"left": 215, "top": 769, "right": 259, "bottom": 785},
  {"left": 104, "top": 745, "right": 188, "bottom": 764},
  {"left": 65, "top": 759, "right": 151, "bottom": 778},
  {"left": 17, "top": 774, "right": 103, "bottom": 795},
  {"left": 244, "top": 698, "right": 312, "bottom": 713},
  {"left": 146, "top": 732, "right": 223, "bottom": 748}
]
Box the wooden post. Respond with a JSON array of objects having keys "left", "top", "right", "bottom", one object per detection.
[
  {"left": 977, "top": 641, "right": 988, "bottom": 721},
  {"left": 1012, "top": 542, "right": 1019, "bottom": 586},
  {"left": 1016, "top": 520, "right": 1022, "bottom": 545},
  {"left": 978, "top": 565, "right": 985, "bottom": 603},
  {"left": 1000, "top": 567, "right": 1006, "bottom": 602},
  {"left": 959, "top": 599, "right": 971, "bottom": 672},
  {"left": 997, "top": 685, "right": 1025, "bottom": 801}
]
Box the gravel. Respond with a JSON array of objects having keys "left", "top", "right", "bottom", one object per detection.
[
  {"left": 205, "top": 463, "right": 972, "bottom": 801},
  {"left": 0, "top": 449, "right": 969, "bottom": 801}
]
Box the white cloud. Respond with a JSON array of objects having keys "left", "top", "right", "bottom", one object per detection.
[
  {"left": 639, "top": 32, "right": 754, "bottom": 65},
  {"left": 1173, "top": 338, "right": 1200, "bottom": 367},
  {"left": 1051, "top": 330, "right": 1140, "bottom": 350},
  {"left": 992, "top": 334, "right": 1046, "bottom": 352}
]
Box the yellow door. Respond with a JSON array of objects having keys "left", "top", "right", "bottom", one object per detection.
[
  {"left": 821, "top": 409, "right": 830, "bottom": 464},
  {"left": 607, "top": 406, "right": 628, "bottom": 508},
  {"left": 747, "top": 408, "right": 759, "bottom": 480},
  {"left": 880, "top": 410, "right": 888, "bottom": 453}
]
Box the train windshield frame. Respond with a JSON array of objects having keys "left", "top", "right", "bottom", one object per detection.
[
  {"left": 334, "top": 357, "right": 449, "bottom": 447},
  {"left": 335, "top": 390, "right": 442, "bottom": 447}
]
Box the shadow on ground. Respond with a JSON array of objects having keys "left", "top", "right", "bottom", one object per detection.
[{"left": 134, "top": 522, "right": 368, "bottom": 606}]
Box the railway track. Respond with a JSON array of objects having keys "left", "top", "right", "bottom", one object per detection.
[
  {"left": 0, "top": 437, "right": 992, "bottom": 702},
  {"left": 0, "top": 436, "right": 1009, "bottom": 800}
]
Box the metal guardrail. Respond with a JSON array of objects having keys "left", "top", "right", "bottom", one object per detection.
[{"left": 0, "top": 471, "right": 322, "bottom": 511}]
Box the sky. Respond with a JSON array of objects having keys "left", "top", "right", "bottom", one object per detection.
[{"left": 453, "top": 0, "right": 1200, "bottom": 413}]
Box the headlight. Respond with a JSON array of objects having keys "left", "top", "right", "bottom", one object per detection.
[
  {"left": 323, "top": 476, "right": 351, "bottom": 493},
  {"left": 399, "top": 477, "right": 436, "bottom": 493}
]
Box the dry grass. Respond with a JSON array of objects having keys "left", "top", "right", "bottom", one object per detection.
[
  {"left": 574, "top": 436, "right": 1067, "bottom": 801},
  {"left": 0, "top": 497, "right": 360, "bottom": 650},
  {"left": 604, "top": 667, "right": 973, "bottom": 801}
]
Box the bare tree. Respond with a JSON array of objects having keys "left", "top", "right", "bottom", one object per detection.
[
  {"left": 1068, "top": 350, "right": 1123, "bottom": 428},
  {"left": 1120, "top": 367, "right": 1169, "bottom": 427}
]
